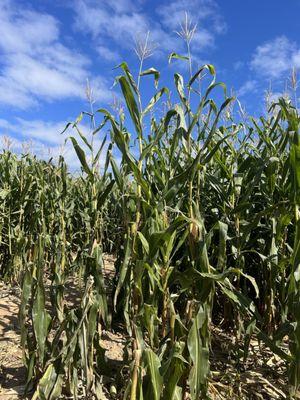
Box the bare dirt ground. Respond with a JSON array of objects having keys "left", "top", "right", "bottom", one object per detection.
[
  {"left": 0, "top": 281, "right": 24, "bottom": 399},
  {"left": 0, "top": 254, "right": 298, "bottom": 399},
  {"left": 0, "top": 255, "right": 124, "bottom": 400},
  {"left": 210, "top": 327, "right": 290, "bottom": 399}
]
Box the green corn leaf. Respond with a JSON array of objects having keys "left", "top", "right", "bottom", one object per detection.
[
  {"left": 187, "top": 306, "right": 209, "bottom": 399},
  {"left": 174, "top": 73, "right": 187, "bottom": 105},
  {"left": 168, "top": 52, "right": 189, "bottom": 63},
  {"left": 114, "top": 235, "right": 132, "bottom": 310},
  {"left": 140, "top": 68, "right": 160, "bottom": 88},
  {"left": 188, "top": 64, "right": 216, "bottom": 89},
  {"left": 144, "top": 348, "right": 163, "bottom": 400},
  {"left": 110, "top": 155, "right": 123, "bottom": 190},
  {"left": 97, "top": 180, "right": 115, "bottom": 208},
  {"left": 74, "top": 124, "right": 93, "bottom": 151},
  {"left": 142, "top": 87, "right": 169, "bottom": 117},
  {"left": 94, "top": 134, "right": 107, "bottom": 166},
  {"left": 118, "top": 75, "right": 142, "bottom": 136},
  {"left": 69, "top": 136, "right": 92, "bottom": 177},
  {"left": 32, "top": 280, "right": 51, "bottom": 366},
  {"left": 137, "top": 231, "right": 149, "bottom": 255},
  {"left": 114, "top": 61, "right": 139, "bottom": 94},
  {"left": 32, "top": 363, "right": 63, "bottom": 400}
]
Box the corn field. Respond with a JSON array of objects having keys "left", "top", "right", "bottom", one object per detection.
[{"left": 1, "top": 58, "right": 300, "bottom": 399}]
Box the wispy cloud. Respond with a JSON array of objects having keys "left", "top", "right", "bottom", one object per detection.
[
  {"left": 0, "top": 118, "right": 67, "bottom": 145},
  {"left": 157, "top": 0, "right": 226, "bottom": 34},
  {"left": 73, "top": 0, "right": 147, "bottom": 43},
  {"left": 0, "top": 117, "right": 70, "bottom": 164},
  {"left": 237, "top": 80, "right": 258, "bottom": 97},
  {"left": 0, "top": 117, "right": 109, "bottom": 169},
  {"left": 73, "top": 0, "right": 225, "bottom": 59},
  {"left": 0, "top": 0, "right": 227, "bottom": 168},
  {"left": 97, "top": 46, "right": 121, "bottom": 63},
  {"left": 251, "top": 36, "right": 300, "bottom": 79},
  {"left": 233, "top": 61, "right": 244, "bottom": 71},
  {"left": 0, "top": 0, "right": 112, "bottom": 109}
]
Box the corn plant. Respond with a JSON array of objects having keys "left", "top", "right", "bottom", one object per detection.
[{"left": 1, "top": 53, "right": 300, "bottom": 399}]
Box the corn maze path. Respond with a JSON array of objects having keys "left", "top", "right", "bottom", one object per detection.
[
  {"left": 0, "top": 282, "right": 24, "bottom": 399},
  {"left": 0, "top": 255, "right": 124, "bottom": 400},
  {"left": 0, "top": 255, "right": 298, "bottom": 399}
]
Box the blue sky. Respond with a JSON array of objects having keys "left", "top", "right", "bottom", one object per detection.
[{"left": 0, "top": 0, "right": 300, "bottom": 167}]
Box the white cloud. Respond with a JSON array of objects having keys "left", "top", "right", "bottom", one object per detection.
[
  {"left": 0, "top": 118, "right": 71, "bottom": 156},
  {"left": 74, "top": 1, "right": 147, "bottom": 42},
  {"left": 192, "top": 30, "right": 215, "bottom": 50},
  {"left": 4, "top": 54, "right": 85, "bottom": 99},
  {"left": 238, "top": 80, "right": 258, "bottom": 97},
  {"left": 233, "top": 61, "right": 244, "bottom": 71},
  {"left": 265, "top": 90, "right": 291, "bottom": 105},
  {"left": 0, "top": 117, "right": 109, "bottom": 169},
  {"left": 0, "top": 117, "right": 70, "bottom": 165},
  {"left": 101, "top": 0, "right": 138, "bottom": 14},
  {"left": 0, "top": 118, "right": 67, "bottom": 145},
  {"left": 97, "top": 46, "right": 121, "bottom": 62},
  {"left": 157, "top": 0, "right": 226, "bottom": 34},
  {"left": 73, "top": 0, "right": 225, "bottom": 57},
  {"left": 251, "top": 36, "right": 300, "bottom": 79},
  {"left": 0, "top": 2, "right": 59, "bottom": 54},
  {"left": 0, "top": 1, "right": 112, "bottom": 109}
]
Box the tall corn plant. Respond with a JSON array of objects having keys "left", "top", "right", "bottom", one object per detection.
[
  {"left": 89, "top": 54, "right": 300, "bottom": 397},
  {"left": 2, "top": 51, "right": 300, "bottom": 399},
  {"left": 94, "top": 56, "right": 267, "bottom": 399},
  {"left": 277, "top": 98, "right": 300, "bottom": 397},
  {"left": 8, "top": 114, "right": 115, "bottom": 397}
]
